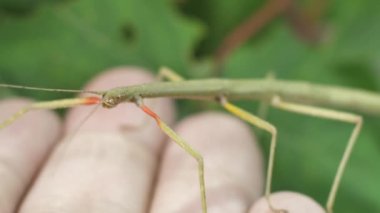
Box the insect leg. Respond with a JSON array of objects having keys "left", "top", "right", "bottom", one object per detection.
[
  {"left": 157, "top": 66, "right": 185, "bottom": 82},
  {"left": 0, "top": 97, "right": 101, "bottom": 130},
  {"left": 136, "top": 97, "right": 207, "bottom": 213},
  {"left": 219, "top": 96, "right": 285, "bottom": 213},
  {"left": 122, "top": 67, "right": 184, "bottom": 131},
  {"left": 271, "top": 96, "right": 362, "bottom": 213}
]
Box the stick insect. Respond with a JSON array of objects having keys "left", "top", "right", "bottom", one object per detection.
[{"left": 0, "top": 67, "right": 375, "bottom": 213}]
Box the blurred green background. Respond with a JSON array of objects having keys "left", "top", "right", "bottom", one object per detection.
[{"left": 1, "top": 0, "right": 380, "bottom": 212}]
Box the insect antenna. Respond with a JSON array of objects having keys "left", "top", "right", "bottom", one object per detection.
[{"left": 0, "top": 83, "right": 103, "bottom": 95}]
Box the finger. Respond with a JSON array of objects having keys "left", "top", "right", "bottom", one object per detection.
[
  {"left": 249, "top": 191, "right": 325, "bottom": 213},
  {"left": 151, "top": 112, "right": 264, "bottom": 213},
  {"left": 0, "top": 99, "right": 61, "bottom": 213},
  {"left": 19, "top": 67, "right": 175, "bottom": 213}
]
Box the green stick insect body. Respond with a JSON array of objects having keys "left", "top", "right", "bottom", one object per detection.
[
  {"left": 102, "top": 79, "right": 380, "bottom": 115},
  {"left": 3, "top": 79, "right": 380, "bottom": 114},
  {"left": 0, "top": 69, "right": 377, "bottom": 213}
]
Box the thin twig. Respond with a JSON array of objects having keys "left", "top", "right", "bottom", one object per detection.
[
  {"left": 214, "top": 0, "right": 292, "bottom": 70},
  {"left": 213, "top": 0, "right": 327, "bottom": 74},
  {"left": 285, "top": 0, "right": 327, "bottom": 43}
]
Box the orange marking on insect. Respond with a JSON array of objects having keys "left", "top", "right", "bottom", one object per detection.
[
  {"left": 141, "top": 105, "right": 162, "bottom": 125},
  {"left": 83, "top": 96, "right": 101, "bottom": 105}
]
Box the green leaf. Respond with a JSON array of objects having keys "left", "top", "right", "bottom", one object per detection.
[{"left": 0, "top": 0, "right": 203, "bottom": 99}]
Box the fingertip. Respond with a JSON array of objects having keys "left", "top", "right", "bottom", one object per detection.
[
  {"left": 249, "top": 191, "right": 325, "bottom": 213},
  {"left": 21, "top": 67, "right": 175, "bottom": 212},
  {"left": 0, "top": 98, "right": 61, "bottom": 213},
  {"left": 0, "top": 98, "right": 61, "bottom": 153}
]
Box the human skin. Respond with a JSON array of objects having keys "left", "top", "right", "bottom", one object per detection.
[{"left": 0, "top": 67, "right": 324, "bottom": 213}]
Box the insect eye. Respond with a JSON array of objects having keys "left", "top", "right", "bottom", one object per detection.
[
  {"left": 100, "top": 97, "right": 114, "bottom": 108},
  {"left": 108, "top": 98, "right": 116, "bottom": 105}
]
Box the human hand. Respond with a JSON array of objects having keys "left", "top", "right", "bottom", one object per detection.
[{"left": 0, "top": 67, "right": 325, "bottom": 213}]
